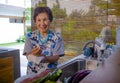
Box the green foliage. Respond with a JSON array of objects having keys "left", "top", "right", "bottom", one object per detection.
[
  {"left": 37, "top": 3, "right": 46, "bottom": 7},
  {"left": 62, "top": 20, "right": 76, "bottom": 33},
  {"left": 25, "top": 7, "right": 32, "bottom": 34},
  {"left": 25, "top": 7, "right": 31, "bottom": 20},
  {"left": 62, "top": 27, "right": 100, "bottom": 41},
  {"left": 74, "top": 28, "right": 98, "bottom": 40},
  {"left": 0, "top": 42, "right": 23, "bottom": 46},
  {"left": 52, "top": 4, "right": 67, "bottom": 19},
  {"left": 26, "top": 27, "right": 31, "bottom": 33},
  {"left": 96, "top": 1, "right": 108, "bottom": 10},
  {"left": 111, "top": 26, "right": 116, "bottom": 43},
  {"left": 36, "top": 0, "right": 47, "bottom": 7},
  {"left": 16, "top": 35, "right": 25, "bottom": 42},
  {"left": 95, "top": 0, "right": 120, "bottom": 16},
  {"left": 110, "top": 0, "right": 120, "bottom": 16}
]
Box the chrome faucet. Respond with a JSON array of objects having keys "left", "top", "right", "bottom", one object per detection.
[{"left": 83, "top": 38, "right": 106, "bottom": 66}]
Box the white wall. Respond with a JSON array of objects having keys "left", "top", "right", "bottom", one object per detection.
[{"left": 0, "top": 17, "right": 24, "bottom": 43}]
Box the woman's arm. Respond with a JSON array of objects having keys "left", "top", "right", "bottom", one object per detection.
[
  {"left": 41, "top": 54, "right": 64, "bottom": 63},
  {"left": 23, "top": 36, "right": 42, "bottom": 57}
]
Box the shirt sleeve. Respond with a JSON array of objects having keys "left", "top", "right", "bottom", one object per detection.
[
  {"left": 23, "top": 35, "right": 33, "bottom": 55},
  {"left": 52, "top": 35, "right": 65, "bottom": 56}
]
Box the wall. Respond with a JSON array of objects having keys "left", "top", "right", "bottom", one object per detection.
[{"left": 0, "top": 17, "right": 24, "bottom": 44}]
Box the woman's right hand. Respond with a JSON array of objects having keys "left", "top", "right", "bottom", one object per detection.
[{"left": 31, "top": 45, "right": 42, "bottom": 56}]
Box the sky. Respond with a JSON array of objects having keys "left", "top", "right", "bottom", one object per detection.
[{"left": 47, "top": 0, "right": 91, "bottom": 15}]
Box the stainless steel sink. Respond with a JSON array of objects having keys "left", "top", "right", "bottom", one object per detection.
[
  {"left": 57, "top": 54, "right": 98, "bottom": 82},
  {"left": 57, "top": 55, "right": 86, "bottom": 82}
]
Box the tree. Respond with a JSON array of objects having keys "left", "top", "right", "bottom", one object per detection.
[
  {"left": 25, "top": 7, "right": 31, "bottom": 21},
  {"left": 37, "top": 0, "right": 47, "bottom": 7},
  {"left": 94, "top": 0, "right": 120, "bottom": 26},
  {"left": 52, "top": 4, "right": 67, "bottom": 19},
  {"left": 110, "top": 0, "right": 120, "bottom": 16},
  {"left": 94, "top": 0, "right": 120, "bottom": 16}
]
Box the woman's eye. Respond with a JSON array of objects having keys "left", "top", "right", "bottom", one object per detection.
[
  {"left": 37, "top": 18, "right": 49, "bottom": 22},
  {"left": 44, "top": 18, "right": 49, "bottom": 21}
]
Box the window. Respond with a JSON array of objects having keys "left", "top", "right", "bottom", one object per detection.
[
  {"left": 9, "top": 18, "right": 16, "bottom": 23},
  {"left": 9, "top": 18, "right": 23, "bottom": 23},
  {"left": 16, "top": 19, "right": 23, "bottom": 23}
]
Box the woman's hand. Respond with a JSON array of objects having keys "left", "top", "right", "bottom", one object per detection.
[{"left": 31, "top": 45, "right": 42, "bottom": 56}]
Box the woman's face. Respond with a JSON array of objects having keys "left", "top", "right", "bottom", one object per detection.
[{"left": 35, "top": 12, "right": 50, "bottom": 34}]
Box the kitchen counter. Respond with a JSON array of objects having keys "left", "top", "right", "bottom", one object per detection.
[{"left": 0, "top": 47, "right": 20, "bottom": 83}]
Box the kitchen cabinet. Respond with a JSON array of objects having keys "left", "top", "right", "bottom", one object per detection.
[{"left": 0, "top": 48, "right": 20, "bottom": 83}]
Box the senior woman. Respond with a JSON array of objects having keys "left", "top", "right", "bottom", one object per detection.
[{"left": 23, "top": 6, "right": 64, "bottom": 75}]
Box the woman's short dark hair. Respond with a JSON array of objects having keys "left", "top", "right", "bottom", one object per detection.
[{"left": 33, "top": 7, "right": 53, "bottom": 22}]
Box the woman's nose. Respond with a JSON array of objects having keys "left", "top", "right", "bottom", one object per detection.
[{"left": 40, "top": 20, "right": 45, "bottom": 26}]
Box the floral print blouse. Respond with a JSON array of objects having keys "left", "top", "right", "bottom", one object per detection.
[{"left": 23, "top": 30, "right": 64, "bottom": 74}]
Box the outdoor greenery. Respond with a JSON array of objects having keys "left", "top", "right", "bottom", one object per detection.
[
  {"left": 94, "top": 0, "right": 120, "bottom": 25},
  {"left": 52, "top": 4, "right": 67, "bottom": 19},
  {"left": 25, "top": 7, "right": 31, "bottom": 21},
  {"left": 0, "top": 42, "right": 24, "bottom": 46},
  {"left": 16, "top": 35, "right": 25, "bottom": 43},
  {"left": 96, "top": 0, "right": 120, "bottom": 16}
]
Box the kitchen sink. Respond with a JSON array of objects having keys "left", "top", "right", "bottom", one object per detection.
[
  {"left": 57, "top": 54, "right": 98, "bottom": 82},
  {"left": 57, "top": 55, "right": 86, "bottom": 82}
]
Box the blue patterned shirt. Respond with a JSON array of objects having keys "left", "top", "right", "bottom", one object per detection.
[{"left": 23, "top": 30, "right": 64, "bottom": 74}]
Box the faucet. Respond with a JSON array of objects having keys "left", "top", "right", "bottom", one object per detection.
[
  {"left": 83, "top": 40, "right": 101, "bottom": 58},
  {"left": 83, "top": 38, "right": 106, "bottom": 66}
]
